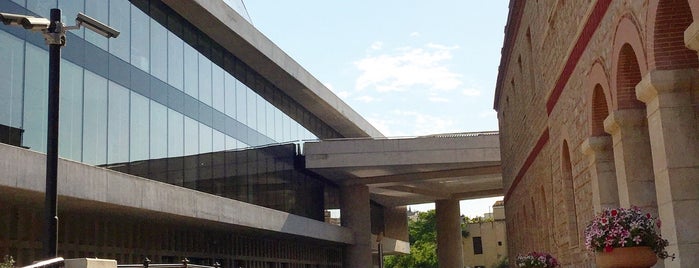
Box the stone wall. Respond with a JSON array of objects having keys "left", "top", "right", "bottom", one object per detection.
[{"left": 496, "top": 0, "right": 699, "bottom": 267}]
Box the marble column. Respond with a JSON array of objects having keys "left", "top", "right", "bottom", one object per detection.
[
  {"left": 435, "top": 198, "right": 464, "bottom": 268},
  {"left": 581, "top": 135, "right": 619, "bottom": 213},
  {"left": 636, "top": 69, "right": 699, "bottom": 268}
]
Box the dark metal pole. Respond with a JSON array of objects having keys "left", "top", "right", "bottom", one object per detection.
[{"left": 44, "top": 8, "right": 61, "bottom": 259}]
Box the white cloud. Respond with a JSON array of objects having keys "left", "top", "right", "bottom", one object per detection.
[
  {"left": 479, "top": 109, "right": 497, "bottom": 118},
  {"left": 410, "top": 32, "right": 420, "bottom": 37},
  {"left": 428, "top": 96, "right": 450, "bottom": 103},
  {"left": 336, "top": 91, "right": 351, "bottom": 99},
  {"left": 392, "top": 110, "right": 456, "bottom": 136},
  {"left": 370, "top": 41, "right": 383, "bottom": 50},
  {"left": 462, "top": 88, "right": 482, "bottom": 96},
  {"left": 353, "top": 43, "right": 462, "bottom": 93},
  {"left": 355, "top": 95, "right": 377, "bottom": 103}
]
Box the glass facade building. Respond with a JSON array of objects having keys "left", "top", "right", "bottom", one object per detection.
[{"left": 0, "top": 0, "right": 345, "bottom": 219}]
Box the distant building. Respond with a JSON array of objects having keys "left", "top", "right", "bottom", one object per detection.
[{"left": 462, "top": 201, "right": 507, "bottom": 268}]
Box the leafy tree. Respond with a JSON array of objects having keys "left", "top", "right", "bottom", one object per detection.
[
  {"left": 0, "top": 256, "right": 14, "bottom": 268},
  {"left": 385, "top": 210, "right": 438, "bottom": 268}
]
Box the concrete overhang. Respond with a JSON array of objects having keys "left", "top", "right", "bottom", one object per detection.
[
  {"left": 304, "top": 132, "right": 503, "bottom": 207},
  {"left": 0, "top": 143, "right": 354, "bottom": 245},
  {"left": 161, "top": 0, "right": 383, "bottom": 139}
]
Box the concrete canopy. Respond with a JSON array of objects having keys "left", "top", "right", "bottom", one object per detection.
[{"left": 303, "top": 132, "right": 503, "bottom": 207}]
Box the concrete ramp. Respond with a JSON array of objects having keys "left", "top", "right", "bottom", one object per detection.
[{"left": 303, "top": 132, "right": 502, "bottom": 206}]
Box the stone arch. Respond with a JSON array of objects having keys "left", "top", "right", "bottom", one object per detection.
[
  {"left": 611, "top": 16, "right": 648, "bottom": 110},
  {"left": 559, "top": 139, "right": 579, "bottom": 248},
  {"left": 586, "top": 61, "right": 613, "bottom": 137},
  {"left": 647, "top": 0, "right": 699, "bottom": 70}
]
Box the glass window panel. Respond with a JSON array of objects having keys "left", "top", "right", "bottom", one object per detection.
[
  {"left": 22, "top": 45, "right": 49, "bottom": 152},
  {"left": 225, "top": 135, "right": 238, "bottom": 150},
  {"left": 212, "top": 65, "right": 224, "bottom": 112},
  {"left": 256, "top": 94, "right": 265, "bottom": 136},
  {"left": 85, "top": 0, "right": 108, "bottom": 50},
  {"left": 199, "top": 123, "right": 212, "bottom": 154},
  {"left": 108, "top": 81, "right": 130, "bottom": 164},
  {"left": 167, "top": 109, "right": 184, "bottom": 157},
  {"left": 150, "top": 19, "right": 167, "bottom": 82},
  {"left": 275, "top": 109, "right": 283, "bottom": 142},
  {"left": 198, "top": 54, "right": 212, "bottom": 105},
  {"left": 266, "top": 102, "right": 274, "bottom": 139},
  {"left": 131, "top": 5, "right": 150, "bottom": 72},
  {"left": 183, "top": 44, "right": 198, "bottom": 98},
  {"left": 282, "top": 114, "right": 291, "bottom": 142},
  {"left": 167, "top": 32, "right": 184, "bottom": 90},
  {"left": 213, "top": 130, "right": 224, "bottom": 152},
  {"left": 11, "top": 0, "right": 24, "bottom": 6},
  {"left": 184, "top": 116, "right": 198, "bottom": 155},
  {"left": 246, "top": 90, "right": 256, "bottom": 130},
  {"left": 109, "top": 0, "right": 130, "bottom": 62},
  {"left": 58, "top": 60, "right": 83, "bottom": 161},
  {"left": 150, "top": 100, "right": 168, "bottom": 159},
  {"left": 82, "top": 71, "right": 108, "bottom": 165},
  {"left": 235, "top": 81, "right": 246, "bottom": 124},
  {"left": 26, "top": 0, "right": 55, "bottom": 19},
  {"left": 130, "top": 92, "right": 150, "bottom": 161},
  {"left": 58, "top": 0, "right": 84, "bottom": 38},
  {"left": 224, "top": 74, "right": 235, "bottom": 118},
  {"left": 0, "top": 31, "right": 25, "bottom": 130}
]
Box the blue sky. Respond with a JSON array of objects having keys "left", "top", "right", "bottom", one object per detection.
[{"left": 244, "top": 1, "right": 509, "bottom": 217}]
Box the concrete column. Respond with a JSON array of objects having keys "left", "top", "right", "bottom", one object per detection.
[
  {"left": 340, "top": 184, "right": 372, "bottom": 268},
  {"left": 435, "top": 199, "right": 464, "bottom": 268},
  {"left": 581, "top": 136, "right": 619, "bottom": 213},
  {"left": 603, "top": 109, "right": 658, "bottom": 211},
  {"left": 636, "top": 69, "right": 699, "bottom": 268}
]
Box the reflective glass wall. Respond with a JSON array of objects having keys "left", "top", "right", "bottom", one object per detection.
[
  {"left": 0, "top": 0, "right": 341, "bottom": 218},
  {"left": 0, "top": 0, "right": 321, "bottom": 166}
]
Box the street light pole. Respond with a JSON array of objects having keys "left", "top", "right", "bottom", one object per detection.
[{"left": 44, "top": 8, "right": 62, "bottom": 258}]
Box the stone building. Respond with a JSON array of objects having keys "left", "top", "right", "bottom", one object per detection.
[
  {"left": 462, "top": 201, "right": 507, "bottom": 268},
  {"left": 494, "top": 0, "right": 699, "bottom": 267}
]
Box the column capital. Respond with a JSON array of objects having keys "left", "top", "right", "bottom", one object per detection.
[
  {"left": 636, "top": 69, "right": 698, "bottom": 104},
  {"left": 603, "top": 109, "right": 646, "bottom": 136},
  {"left": 684, "top": 20, "right": 699, "bottom": 51},
  {"left": 581, "top": 135, "right": 613, "bottom": 156}
]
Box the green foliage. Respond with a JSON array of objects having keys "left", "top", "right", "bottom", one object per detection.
[
  {"left": 385, "top": 210, "right": 438, "bottom": 268},
  {"left": 491, "top": 256, "right": 508, "bottom": 268},
  {"left": 0, "top": 256, "right": 14, "bottom": 268}
]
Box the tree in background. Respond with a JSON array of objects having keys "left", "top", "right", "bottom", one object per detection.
[{"left": 384, "top": 210, "right": 438, "bottom": 268}]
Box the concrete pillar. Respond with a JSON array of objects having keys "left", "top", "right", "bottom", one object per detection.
[
  {"left": 636, "top": 69, "right": 699, "bottom": 268},
  {"left": 435, "top": 198, "right": 464, "bottom": 268},
  {"left": 603, "top": 109, "right": 658, "bottom": 211},
  {"left": 340, "top": 184, "right": 372, "bottom": 268},
  {"left": 581, "top": 136, "right": 619, "bottom": 213}
]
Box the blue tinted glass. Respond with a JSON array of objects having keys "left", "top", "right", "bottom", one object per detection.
[
  {"left": 167, "top": 32, "right": 184, "bottom": 90},
  {"left": 109, "top": 0, "right": 130, "bottom": 62},
  {"left": 256, "top": 94, "right": 265, "bottom": 136},
  {"left": 224, "top": 74, "right": 235, "bottom": 117},
  {"left": 246, "top": 90, "right": 256, "bottom": 130},
  {"left": 168, "top": 109, "right": 184, "bottom": 157},
  {"left": 199, "top": 123, "right": 212, "bottom": 154},
  {"left": 58, "top": 60, "right": 83, "bottom": 161},
  {"left": 150, "top": 19, "right": 167, "bottom": 81},
  {"left": 225, "top": 136, "right": 238, "bottom": 150},
  {"left": 108, "top": 81, "right": 130, "bottom": 164},
  {"left": 198, "top": 54, "right": 212, "bottom": 105},
  {"left": 131, "top": 5, "right": 149, "bottom": 72},
  {"left": 213, "top": 130, "right": 225, "bottom": 152},
  {"left": 85, "top": 0, "right": 108, "bottom": 50},
  {"left": 130, "top": 92, "right": 150, "bottom": 161},
  {"left": 82, "top": 71, "right": 108, "bottom": 165},
  {"left": 266, "top": 102, "right": 274, "bottom": 139},
  {"left": 26, "top": 0, "right": 55, "bottom": 19},
  {"left": 183, "top": 45, "right": 198, "bottom": 98},
  {"left": 212, "top": 65, "right": 224, "bottom": 112},
  {"left": 150, "top": 100, "right": 168, "bottom": 159},
  {"left": 22, "top": 45, "right": 48, "bottom": 152},
  {"left": 275, "top": 109, "right": 283, "bottom": 142},
  {"left": 58, "top": 0, "right": 84, "bottom": 38},
  {"left": 184, "top": 116, "right": 198, "bottom": 155},
  {"left": 0, "top": 31, "right": 25, "bottom": 130},
  {"left": 235, "top": 81, "right": 246, "bottom": 124}
]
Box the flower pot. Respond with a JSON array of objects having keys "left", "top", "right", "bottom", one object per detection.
[{"left": 595, "top": 246, "right": 657, "bottom": 268}]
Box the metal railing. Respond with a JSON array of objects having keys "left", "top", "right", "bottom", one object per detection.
[{"left": 118, "top": 258, "right": 219, "bottom": 268}]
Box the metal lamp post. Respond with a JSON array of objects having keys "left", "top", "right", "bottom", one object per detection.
[{"left": 0, "top": 8, "right": 118, "bottom": 258}]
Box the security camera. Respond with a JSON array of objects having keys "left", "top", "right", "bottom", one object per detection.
[
  {"left": 76, "top": 13, "right": 119, "bottom": 38},
  {"left": 0, "top": 12, "right": 27, "bottom": 26},
  {"left": 0, "top": 12, "right": 49, "bottom": 31}
]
